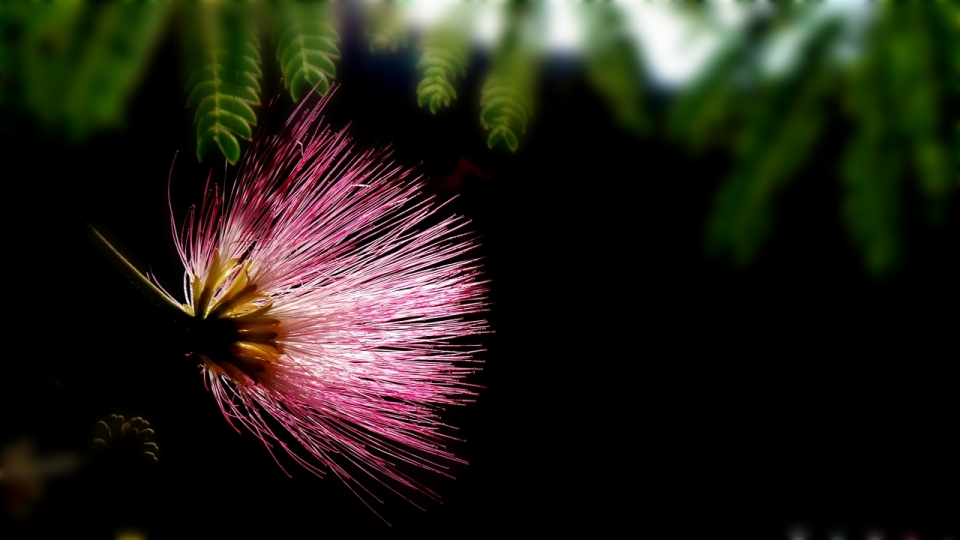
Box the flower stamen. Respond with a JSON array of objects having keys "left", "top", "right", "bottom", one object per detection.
[{"left": 186, "top": 250, "right": 283, "bottom": 387}]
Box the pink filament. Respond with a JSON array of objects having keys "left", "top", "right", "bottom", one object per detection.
[{"left": 165, "top": 89, "right": 488, "bottom": 518}]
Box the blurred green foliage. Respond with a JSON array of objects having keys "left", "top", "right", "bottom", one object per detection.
[
  {"left": 842, "top": 2, "right": 956, "bottom": 276},
  {"left": 2, "top": 2, "right": 956, "bottom": 277},
  {"left": 416, "top": 22, "right": 468, "bottom": 115},
  {"left": 274, "top": 2, "right": 340, "bottom": 104},
  {"left": 709, "top": 15, "right": 842, "bottom": 267},
  {"left": 480, "top": 5, "right": 541, "bottom": 153},
  {"left": 10, "top": 3, "right": 169, "bottom": 141},
  {"left": 480, "top": 52, "right": 535, "bottom": 153},
  {"left": 583, "top": 6, "right": 649, "bottom": 137},
  {"left": 668, "top": 26, "right": 752, "bottom": 154},
  {"left": 669, "top": 3, "right": 957, "bottom": 277},
  {"left": 366, "top": 2, "right": 407, "bottom": 54}
]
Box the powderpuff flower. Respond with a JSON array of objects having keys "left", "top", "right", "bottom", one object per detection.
[{"left": 131, "top": 89, "right": 487, "bottom": 516}]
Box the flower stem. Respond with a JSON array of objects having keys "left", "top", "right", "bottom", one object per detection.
[{"left": 84, "top": 220, "right": 189, "bottom": 327}]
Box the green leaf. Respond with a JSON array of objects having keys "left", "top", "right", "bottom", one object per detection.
[
  {"left": 275, "top": 5, "right": 341, "bottom": 102},
  {"left": 196, "top": 112, "right": 250, "bottom": 163},
  {"left": 417, "top": 48, "right": 466, "bottom": 78},
  {"left": 198, "top": 110, "right": 253, "bottom": 141},
  {"left": 187, "top": 50, "right": 261, "bottom": 78},
  {"left": 288, "top": 68, "right": 330, "bottom": 102},
  {"left": 417, "top": 78, "right": 456, "bottom": 100},
  {"left": 583, "top": 6, "right": 649, "bottom": 136},
  {"left": 701, "top": 18, "right": 842, "bottom": 268},
  {"left": 194, "top": 96, "right": 257, "bottom": 127},
  {"left": 184, "top": 4, "right": 262, "bottom": 164},
  {"left": 365, "top": 3, "right": 407, "bottom": 54},
  {"left": 485, "top": 129, "right": 500, "bottom": 150},
  {"left": 197, "top": 129, "right": 214, "bottom": 161},
  {"left": 842, "top": 139, "right": 903, "bottom": 277},
  {"left": 480, "top": 98, "right": 527, "bottom": 131},
  {"left": 185, "top": 66, "right": 260, "bottom": 97},
  {"left": 281, "top": 49, "right": 336, "bottom": 82},
  {"left": 279, "top": 35, "right": 340, "bottom": 60},
  {"left": 415, "top": 24, "right": 469, "bottom": 114},
  {"left": 215, "top": 130, "right": 241, "bottom": 165},
  {"left": 277, "top": 22, "right": 339, "bottom": 54},
  {"left": 486, "top": 127, "right": 519, "bottom": 153},
  {"left": 187, "top": 80, "right": 260, "bottom": 108}
]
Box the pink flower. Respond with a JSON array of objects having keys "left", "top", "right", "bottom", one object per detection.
[{"left": 163, "top": 90, "right": 487, "bottom": 517}]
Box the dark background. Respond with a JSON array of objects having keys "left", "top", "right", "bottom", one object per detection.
[{"left": 3, "top": 14, "right": 958, "bottom": 539}]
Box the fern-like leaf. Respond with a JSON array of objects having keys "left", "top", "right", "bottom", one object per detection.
[
  {"left": 889, "top": 3, "right": 956, "bottom": 207},
  {"left": 275, "top": 3, "right": 340, "bottom": 103},
  {"left": 366, "top": 3, "right": 407, "bottom": 54},
  {"left": 841, "top": 4, "right": 957, "bottom": 276},
  {"left": 842, "top": 136, "right": 903, "bottom": 277},
  {"left": 478, "top": 3, "right": 543, "bottom": 153},
  {"left": 416, "top": 24, "right": 468, "bottom": 114},
  {"left": 583, "top": 6, "right": 648, "bottom": 136},
  {"left": 708, "top": 19, "right": 841, "bottom": 266},
  {"left": 667, "top": 34, "right": 753, "bottom": 153},
  {"left": 480, "top": 55, "right": 535, "bottom": 153},
  {"left": 184, "top": 5, "right": 262, "bottom": 165}
]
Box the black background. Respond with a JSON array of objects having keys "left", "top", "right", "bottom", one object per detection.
[{"left": 3, "top": 12, "right": 958, "bottom": 539}]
